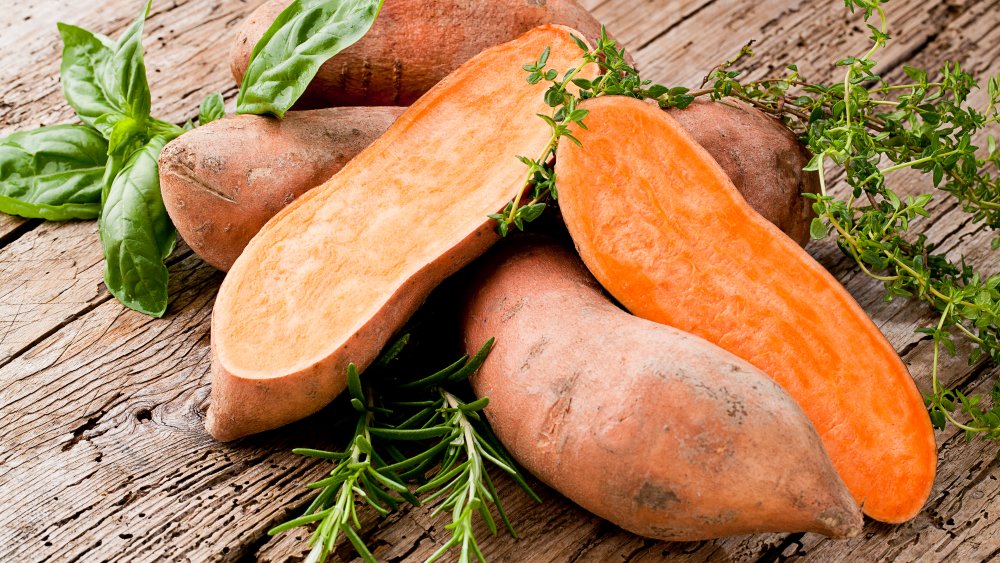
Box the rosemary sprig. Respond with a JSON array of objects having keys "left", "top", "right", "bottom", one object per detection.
[
  {"left": 503, "top": 1, "right": 1000, "bottom": 441},
  {"left": 271, "top": 336, "right": 538, "bottom": 562},
  {"left": 267, "top": 363, "right": 415, "bottom": 563}
]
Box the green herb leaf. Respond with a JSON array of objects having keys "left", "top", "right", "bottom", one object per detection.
[
  {"left": 103, "top": 0, "right": 153, "bottom": 123},
  {"left": 0, "top": 125, "right": 108, "bottom": 220},
  {"left": 99, "top": 135, "right": 175, "bottom": 317},
  {"left": 236, "top": 0, "right": 385, "bottom": 118},
  {"left": 198, "top": 92, "right": 225, "bottom": 125},
  {"left": 56, "top": 23, "right": 117, "bottom": 129}
]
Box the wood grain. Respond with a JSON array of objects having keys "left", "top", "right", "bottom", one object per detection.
[{"left": 1, "top": 0, "right": 999, "bottom": 561}]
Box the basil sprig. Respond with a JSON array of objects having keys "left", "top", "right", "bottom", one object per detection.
[
  {"left": 0, "top": 0, "right": 185, "bottom": 318},
  {"left": 236, "top": 0, "right": 384, "bottom": 118}
]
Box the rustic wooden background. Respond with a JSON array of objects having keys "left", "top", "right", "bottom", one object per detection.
[{"left": 1, "top": 0, "right": 999, "bottom": 561}]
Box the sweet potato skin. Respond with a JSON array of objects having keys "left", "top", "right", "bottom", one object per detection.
[
  {"left": 554, "top": 96, "right": 937, "bottom": 523},
  {"left": 159, "top": 107, "right": 404, "bottom": 271},
  {"left": 463, "top": 238, "right": 862, "bottom": 540},
  {"left": 231, "top": 0, "right": 604, "bottom": 107},
  {"left": 207, "top": 26, "right": 598, "bottom": 442},
  {"left": 668, "top": 100, "right": 819, "bottom": 246}
]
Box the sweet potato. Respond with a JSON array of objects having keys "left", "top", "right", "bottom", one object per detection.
[
  {"left": 231, "top": 0, "right": 604, "bottom": 107},
  {"left": 462, "top": 238, "right": 862, "bottom": 540},
  {"left": 667, "top": 100, "right": 819, "bottom": 246},
  {"left": 554, "top": 95, "right": 937, "bottom": 523},
  {"left": 206, "top": 26, "right": 598, "bottom": 442},
  {"left": 159, "top": 107, "right": 404, "bottom": 271}
]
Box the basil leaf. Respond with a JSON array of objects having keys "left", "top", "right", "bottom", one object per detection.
[
  {"left": 199, "top": 92, "right": 225, "bottom": 125},
  {"left": 99, "top": 135, "right": 175, "bottom": 317},
  {"left": 0, "top": 124, "right": 108, "bottom": 220},
  {"left": 236, "top": 0, "right": 384, "bottom": 118},
  {"left": 57, "top": 23, "right": 118, "bottom": 129},
  {"left": 103, "top": 0, "right": 152, "bottom": 123}
]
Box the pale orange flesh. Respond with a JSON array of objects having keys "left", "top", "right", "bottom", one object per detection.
[
  {"left": 555, "top": 96, "right": 937, "bottom": 523},
  {"left": 207, "top": 26, "right": 597, "bottom": 441}
]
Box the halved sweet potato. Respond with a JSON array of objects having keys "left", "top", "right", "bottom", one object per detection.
[
  {"left": 207, "top": 25, "right": 598, "bottom": 441},
  {"left": 554, "top": 95, "right": 937, "bottom": 523},
  {"left": 463, "top": 237, "right": 863, "bottom": 540},
  {"left": 160, "top": 107, "right": 404, "bottom": 271},
  {"left": 231, "top": 0, "right": 604, "bottom": 107}
]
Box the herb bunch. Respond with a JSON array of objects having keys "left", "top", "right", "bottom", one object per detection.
[
  {"left": 505, "top": 1, "right": 1000, "bottom": 441},
  {"left": 270, "top": 336, "right": 538, "bottom": 563},
  {"left": 694, "top": 0, "right": 1000, "bottom": 439}
]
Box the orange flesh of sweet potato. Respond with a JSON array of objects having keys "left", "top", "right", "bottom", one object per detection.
[
  {"left": 554, "top": 95, "right": 937, "bottom": 523},
  {"left": 207, "top": 26, "right": 598, "bottom": 442},
  {"left": 159, "top": 107, "right": 404, "bottom": 271},
  {"left": 463, "top": 238, "right": 863, "bottom": 540},
  {"left": 231, "top": 0, "right": 605, "bottom": 108}
]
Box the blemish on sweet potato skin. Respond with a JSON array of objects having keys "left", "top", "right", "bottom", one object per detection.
[{"left": 462, "top": 238, "right": 863, "bottom": 541}]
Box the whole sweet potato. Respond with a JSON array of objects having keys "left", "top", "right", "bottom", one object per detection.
[
  {"left": 159, "top": 107, "right": 404, "bottom": 271},
  {"left": 462, "top": 238, "right": 862, "bottom": 540},
  {"left": 667, "top": 100, "right": 820, "bottom": 246},
  {"left": 231, "top": 0, "right": 604, "bottom": 107}
]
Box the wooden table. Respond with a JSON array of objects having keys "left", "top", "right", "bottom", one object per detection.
[{"left": 2, "top": 1, "right": 998, "bottom": 561}]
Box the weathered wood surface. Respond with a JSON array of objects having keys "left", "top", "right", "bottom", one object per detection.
[{"left": 1, "top": 0, "right": 998, "bottom": 561}]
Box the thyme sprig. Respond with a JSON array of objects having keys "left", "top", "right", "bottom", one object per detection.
[
  {"left": 271, "top": 336, "right": 538, "bottom": 562},
  {"left": 504, "top": 0, "right": 1000, "bottom": 441}
]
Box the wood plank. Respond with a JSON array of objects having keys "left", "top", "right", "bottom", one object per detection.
[{"left": 1, "top": 0, "right": 998, "bottom": 562}]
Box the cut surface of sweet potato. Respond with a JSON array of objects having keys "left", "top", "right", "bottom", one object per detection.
[
  {"left": 207, "top": 25, "right": 596, "bottom": 441},
  {"left": 555, "top": 95, "right": 937, "bottom": 523}
]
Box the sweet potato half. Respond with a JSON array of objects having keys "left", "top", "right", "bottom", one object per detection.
[
  {"left": 207, "top": 26, "right": 598, "bottom": 441},
  {"left": 554, "top": 96, "right": 937, "bottom": 523},
  {"left": 231, "top": 0, "right": 603, "bottom": 107},
  {"left": 160, "top": 107, "right": 404, "bottom": 271},
  {"left": 463, "top": 238, "right": 863, "bottom": 540}
]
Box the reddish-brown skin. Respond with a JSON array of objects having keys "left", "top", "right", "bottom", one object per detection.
[
  {"left": 668, "top": 100, "right": 820, "bottom": 246},
  {"left": 159, "top": 107, "right": 404, "bottom": 271},
  {"left": 207, "top": 26, "right": 599, "bottom": 442},
  {"left": 230, "top": 0, "right": 605, "bottom": 107},
  {"left": 554, "top": 96, "right": 937, "bottom": 523},
  {"left": 463, "top": 238, "right": 863, "bottom": 541}
]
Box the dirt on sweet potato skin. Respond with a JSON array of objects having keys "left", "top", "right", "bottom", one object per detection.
[{"left": 462, "top": 237, "right": 862, "bottom": 541}]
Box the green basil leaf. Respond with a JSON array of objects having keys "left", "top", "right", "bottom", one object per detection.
[
  {"left": 0, "top": 124, "right": 108, "bottom": 220},
  {"left": 100, "top": 135, "right": 175, "bottom": 317},
  {"left": 199, "top": 92, "right": 225, "bottom": 125},
  {"left": 103, "top": 0, "right": 153, "bottom": 123},
  {"left": 236, "top": 0, "right": 384, "bottom": 118},
  {"left": 57, "top": 23, "right": 118, "bottom": 129}
]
